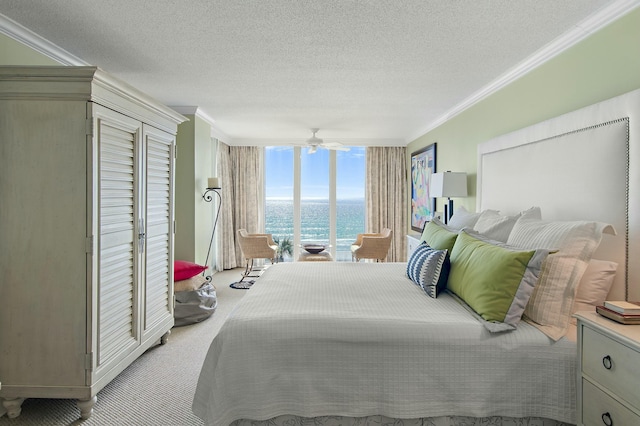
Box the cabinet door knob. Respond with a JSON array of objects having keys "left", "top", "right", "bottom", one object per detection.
[
  {"left": 602, "top": 355, "right": 612, "bottom": 369},
  {"left": 601, "top": 411, "right": 613, "bottom": 426}
]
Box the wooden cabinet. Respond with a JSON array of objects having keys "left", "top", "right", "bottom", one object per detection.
[
  {"left": 0, "top": 66, "right": 186, "bottom": 419},
  {"left": 575, "top": 311, "right": 640, "bottom": 425}
]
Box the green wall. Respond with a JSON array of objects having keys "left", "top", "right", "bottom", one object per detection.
[
  {"left": 0, "top": 33, "right": 60, "bottom": 65},
  {"left": 175, "top": 114, "right": 217, "bottom": 267},
  {"left": 407, "top": 7, "right": 640, "bottom": 221},
  {"left": 175, "top": 118, "right": 197, "bottom": 261}
]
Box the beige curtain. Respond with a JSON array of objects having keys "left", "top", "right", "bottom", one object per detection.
[
  {"left": 215, "top": 143, "right": 263, "bottom": 270},
  {"left": 216, "top": 142, "right": 236, "bottom": 270},
  {"left": 366, "top": 146, "right": 408, "bottom": 262}
]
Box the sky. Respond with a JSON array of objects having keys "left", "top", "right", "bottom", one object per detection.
[{"left": 265, "top": 146, "right": 365, "bottom": 199}]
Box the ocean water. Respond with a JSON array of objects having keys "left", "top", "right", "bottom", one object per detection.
[{"left": 265, "top": 198, "right": 365, "bottom": 261}]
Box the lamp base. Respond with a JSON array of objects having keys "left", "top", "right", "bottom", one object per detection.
[{"left": 443, "top": 198, "right": 454, "bottom": 225}]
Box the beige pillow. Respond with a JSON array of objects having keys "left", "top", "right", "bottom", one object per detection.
[
  {"left": 174, "top": 274, "right": 208, "bottom": 292},
  {"left": 570, "top": 259, "right": 618, "bottom": 323},
  {"left": 507, "top": 216, "right": 614, "bottom": 340}
]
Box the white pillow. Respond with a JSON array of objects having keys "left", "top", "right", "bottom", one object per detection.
[
  {"left": 570, "top": 259, "right": 618, "bottom": 324},
  {"left": 507, "top": 216, "right": 615, "bottom": 340},
  {"left": 473, "top": 207, "right": 541, "bottom": 242},
  {"left": 447, "top": 206, "right": 482, "bottom": 230}
]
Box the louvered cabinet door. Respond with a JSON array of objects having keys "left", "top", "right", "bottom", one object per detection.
[
  {"left": 91, "top": 105, "right": 142, "bottom": 382},
  {"left": 140, "top": 125, "right": 175, "bottom": 341}
]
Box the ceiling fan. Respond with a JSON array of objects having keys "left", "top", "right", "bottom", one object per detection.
[{"left": 303, "top": 128, "right": 349, "bottom": 154}]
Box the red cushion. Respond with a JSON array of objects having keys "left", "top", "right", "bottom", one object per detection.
[{"left": 174, "top": 260, "right": 208, "bottom": 281}]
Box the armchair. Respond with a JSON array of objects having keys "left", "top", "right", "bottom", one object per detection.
[
  {"left": 350, "top": 228, "right": 393, "bottom": 262},
  {"left": 236, "top": 229, "right": 278, "bottom": 282}
]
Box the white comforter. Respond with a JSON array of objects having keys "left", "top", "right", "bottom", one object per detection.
[{"left": 193, "top": 262, "right": 576, "bottom": 426}]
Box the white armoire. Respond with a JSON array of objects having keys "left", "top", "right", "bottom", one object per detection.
[{"left": 0, "top": 66, "right": 186, "bottom": 419}]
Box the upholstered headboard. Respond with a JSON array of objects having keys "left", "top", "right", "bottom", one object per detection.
[{"left": 477, "top": 88, "right": 640, "bottom": 301}]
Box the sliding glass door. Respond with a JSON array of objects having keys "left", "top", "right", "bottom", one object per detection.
[
  {"left": 336, "top": 147, "right": 365, "bottom": 260},
  {"left": 265, "top": 146, "right": 365, "bottom": 261}
]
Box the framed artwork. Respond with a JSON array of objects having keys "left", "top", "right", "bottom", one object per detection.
[{"left": 410, "top": 143, "right": 437, "bottom": 232}]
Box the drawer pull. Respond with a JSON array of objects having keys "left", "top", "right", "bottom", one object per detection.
[
  {"left": 602, "top": 355, "right": 612, "bottom": 370},
  {"left": 601, "top": 412, "right": 613, "bottom": 426}
]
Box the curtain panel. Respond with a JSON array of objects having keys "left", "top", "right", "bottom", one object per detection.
[
  {"left": 216, "top": 143, "right": 263, "bottom": 271},
  {"left": 365, "top": 146, "right": 408, "bottom": 262},
  {"left": 216, "top": 142, "right": 236, "bottom": 271}
]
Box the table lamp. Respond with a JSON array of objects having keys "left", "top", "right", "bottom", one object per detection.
[{"left": 430, "top": 171, "right": 467, "bottom": 224}]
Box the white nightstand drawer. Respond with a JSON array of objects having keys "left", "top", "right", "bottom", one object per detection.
[
  {"left": 582, "top": 379, "right": 640, "bottom": 426},
  {"left": 582, "top": 326, "right": 640, "bottom": 409},
  {"left": 406, "top": 234, "right": 421, "bottom": 259}
]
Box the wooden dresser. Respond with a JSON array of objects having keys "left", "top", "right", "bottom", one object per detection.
[
  {"left": 575, "top": 311, "right": 640, "bottom": 425},
  {"left": 0, "top": 66, "right": 186, "bottom": 419}
]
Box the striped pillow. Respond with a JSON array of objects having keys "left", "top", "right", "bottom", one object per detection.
[
  {"left": 507, "top": 216, "right": 615, "bottom": 340},
  {"left": 406, "top": 242, "right": 450, "bottom": 298}
]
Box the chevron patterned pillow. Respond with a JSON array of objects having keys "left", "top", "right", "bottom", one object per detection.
[{"left": 406, "top": 242, "right": 450, "bottom": 298}]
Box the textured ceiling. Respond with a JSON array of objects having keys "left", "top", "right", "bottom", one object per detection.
[{"left": 0, "top": 0, "right": 623, "bottom": 144}]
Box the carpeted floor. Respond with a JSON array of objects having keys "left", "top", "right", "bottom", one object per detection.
[{"left": 0, "top": 268, "right": 248, "bottom": 426}]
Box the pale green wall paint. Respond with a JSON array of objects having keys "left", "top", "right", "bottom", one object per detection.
[
  {"left": 0, "top": 33, "right": 60, "bottom": 65},
  {"left": 407, "top": 7, "right": 640, "bottom": 220},
  {"left": 174, "top": 114, "right": 216, "bottom": 267},
  {"left": 193, "top": 117, "right": 216, "bottom": 267},
  {"left": 175, "top": 117, "right": 197, "bottom": 261}
]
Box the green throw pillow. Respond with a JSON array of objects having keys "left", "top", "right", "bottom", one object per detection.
[
  {"left": 447, "top": 230, "right": 549, "bottom": 329},
  {"left": 420, "top": 218, "right": 458, "bottom": 252}
]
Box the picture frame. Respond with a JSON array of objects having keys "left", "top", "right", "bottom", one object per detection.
[{"left": 410, "top": 143, "right": 437, "bottom": 232}]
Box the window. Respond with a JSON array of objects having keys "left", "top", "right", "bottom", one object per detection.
[
  {"left": 265, "top": 146, "right": 365, "bottom": 261},
  {"left": 264, "top": 147, "right": 295, "bottom": 261},
  {"left": 336, "top": 147, "right": 365, "bottom": 260},
  {"left": 300, "top": 148, "right": 330, "bottom": 245}
]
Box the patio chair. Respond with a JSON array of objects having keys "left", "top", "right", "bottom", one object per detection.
[{"left": 350, "top": 228, "right": 393, "bottom": 262}]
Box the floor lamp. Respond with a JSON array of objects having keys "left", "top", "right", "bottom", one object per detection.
[
  {"left": 202, "top": 177, "right": 222, "bottom": 282},
  {"left": 430, "top": 172, "right": 467, "bottom": 224}
]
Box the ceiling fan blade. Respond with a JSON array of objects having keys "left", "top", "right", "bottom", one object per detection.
[
  {"left": 321, "top": 142, "right": 350, "bottom": 152},
  {"left": 317, "top": 145, "right": 350, "bottom": 152},
  {"left": 302, "top": 129, "right": 350, "bottom": 153}
]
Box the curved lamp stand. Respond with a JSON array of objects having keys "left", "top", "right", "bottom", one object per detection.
[{"left": 202, "top": 187, "right": 222, "bottom": 282}]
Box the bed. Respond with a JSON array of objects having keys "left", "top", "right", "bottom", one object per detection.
[{"left": 193, "top": 88, "right": 640, "bottom": 426}]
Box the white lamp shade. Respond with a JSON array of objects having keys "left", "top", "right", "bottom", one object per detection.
[{"left": 430, "top": 172, "right": 467, "bottom": 198}]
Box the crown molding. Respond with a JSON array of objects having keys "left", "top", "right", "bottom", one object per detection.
[
  {"left": 210, "top": 126, "right": 231, "bottom": 144},
  {"left": 0, "top": 13, "right": 88, "bottom": 65},
  {"left": 171, "top": 106, "right": 231, "bottom": 143},
  {"left": 407, "top": 0, "right": 640, "bottom": 143}
]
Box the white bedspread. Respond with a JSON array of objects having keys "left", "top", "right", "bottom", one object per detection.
[{"left": 192, "top": 262, "right": 576, "bottom": 426}]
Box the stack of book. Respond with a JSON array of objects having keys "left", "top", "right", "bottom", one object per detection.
[{"left": 596, "top": 301, "right": 640, "bottom": 324}]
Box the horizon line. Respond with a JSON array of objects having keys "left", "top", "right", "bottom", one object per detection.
[{"left": 266, "top": 197, "right": 365, "bottom": 201}]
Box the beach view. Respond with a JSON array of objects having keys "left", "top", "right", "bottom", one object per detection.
[{"left": 265, "top": 198, "right": 365, "bottom": 261}]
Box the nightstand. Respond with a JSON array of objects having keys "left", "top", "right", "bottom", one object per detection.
[
  {"left": 575, "top": 311, "right": 640, "bottom": 425},
  {"left": 406, "top": 234, "right": 421, "bottom": 259}
]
